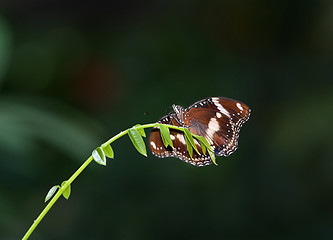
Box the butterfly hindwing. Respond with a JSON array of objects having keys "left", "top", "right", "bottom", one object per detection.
[{"left": 149, "top": 114, "right": 212, "bottom": 166}]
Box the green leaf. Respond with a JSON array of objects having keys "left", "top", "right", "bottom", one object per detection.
[
  {"left": 92, "top": 147, "right": 106, "bottom": 166},
  {"left": 128, "top": 128, "right": 147, "bottom": 157},
  {"left": 208, "top": 149, "right": 217, "bottom": 166},
  {"left": 194, "top": 136, "right": 208, "bottom": 155},
  {"left": 160, "top": 131, "right": 169, "bottom": 148},
  {"left": 103, "top": 144, "right": 114, "bottom": 158},
  {"left": 45, "top": 185, "right": 60, "bottom": 202},
  {"left": 184, "top": 132, "right": 193, "bottom": 159},
  {"left": 61, "top": 181, "right": 71, "bottom": 200},
  {"left": 195, "top": 136, "right": 217, "bottom": 166},
  {"left": 134, "top": 124, "right": 146, "bottom": 137},
  {"left": 195, "top": 136, "right": 211, "bottom": 153},
  {"left": 200, "top": 140, "right": 207, "bottom": 155},
  {"left": 159, "top": 124, "right": 173, "bottom": 148},
  {"left": 183, "top": 128, "right": 200, "bottom": 155}
]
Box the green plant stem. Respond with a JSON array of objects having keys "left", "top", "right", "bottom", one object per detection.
[
  {"left": 22, "top": 156, "right": 94, "bottom": 240},
  {"left": 22, "top": 122, "right": 186, "bottom": 240}
]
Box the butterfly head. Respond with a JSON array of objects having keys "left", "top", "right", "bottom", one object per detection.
[{"left": 172, "top": 104, "right": 184, "bottom": 125}]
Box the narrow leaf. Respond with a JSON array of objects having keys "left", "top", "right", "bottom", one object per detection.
[
  {"left": 195, "top": 136, "right": 217, "bottom": 166},
  {"left": 195, "top": 136, "right": 212, "bottom": 154},
  {"left": 103, "top": 145, "right": 114, "bottom": 158},
  {"left": 134, "top": 124, "right": 146, "bottom": 137},
  {"left": 200, "top": 140, "right": 207, "bottom": 155},
  {"left": 160, "top": 131, "right": 169, "bottom": 148},
  {"left": 92, "top": 147, "right": 106, "bottom": 166},
  {"left": 208, "top": 149, "right": 217, "bottom": 166},
  {"left": 195, "top": 136, "right": 208, "bottom": 155},
  {"left": 61, "top": 181, "right": 71, "bottom": 200},
  {"left": 128, "top": 128, "right": 147, "bottom": 157},
  {"left": 159, "top": 124, "right": 173, "bottom": 148},
  {"left": 183, "top": 128, "right": 200, "bottom": 155},
  {"left": 45, "top": 185, "right": 60, "bottom": 202},
  {"left": 184, "top": 132, "right": 193, "bottom": 159}
]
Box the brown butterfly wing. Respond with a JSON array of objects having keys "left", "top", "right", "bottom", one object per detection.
[{"left": 184, "top": 97, "right": 251, "bottom": 156}]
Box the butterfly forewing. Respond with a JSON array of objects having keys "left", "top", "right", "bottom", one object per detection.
[{"left": 184, "top": 97, "right": 250, "bottom": 157}]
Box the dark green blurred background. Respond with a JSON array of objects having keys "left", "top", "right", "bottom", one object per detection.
[{"left": 1, "top": 1, "right": 333, "bottom": 239}]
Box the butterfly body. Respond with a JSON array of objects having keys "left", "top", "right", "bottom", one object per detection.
[{"left": 149, "top": 97, "right": 251, "bottom": 167}]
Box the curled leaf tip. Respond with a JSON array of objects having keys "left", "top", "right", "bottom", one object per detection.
[
  {"left": 45, "top": 185, "right": 60, "bottom": 202},
  {"left": 92, "top": 147, "right": 107, "bottom": 166},
  {"left": 61, "top": 181, "right": 71, "bottom": 200},
  {"left": 103, "top": 145, "right": 114, "bottom": 159},
  {"left": 134, "top": 124, "right": 146, "bottom": 137}
]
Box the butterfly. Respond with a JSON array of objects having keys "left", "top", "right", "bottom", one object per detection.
[{"left": 149, "top": 97, "right": 251, "bottom": 166}]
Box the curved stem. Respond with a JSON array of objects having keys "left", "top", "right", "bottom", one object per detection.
[{"left": 22, "top": 122, "right": 184, "bottom": 240}]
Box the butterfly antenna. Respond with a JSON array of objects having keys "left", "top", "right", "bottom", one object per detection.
[{"left": 165, "top": 106, "right": 174, "bottom": 115}]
